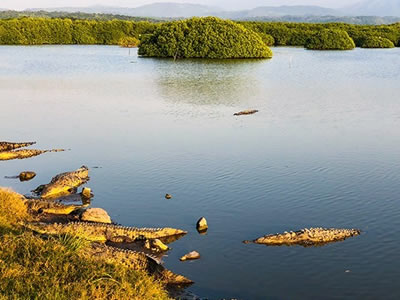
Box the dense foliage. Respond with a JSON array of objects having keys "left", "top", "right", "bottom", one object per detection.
[
  {"left": 119, "top": 36, "right": 140, "bottom": 47},
  {"left": 0, "top": 17, "right": 399, "bottom": 51},
  {"left": 138, "top": 17, "right": 273, "bottom": 59},
  {"left": 257, "top": 32, "right": 275, "bottom": 46},
  {"left": 359, "top": 36, "right": 395, "bottom": 48},
  {"left": 242, "top": 21, "right": 400, "bottom": 48},
  {"left": 305, "top": 29, "right": 356, "bottom": 50},
  {"left": 0, "top": 17, "right": 156, "bottom": 45}
]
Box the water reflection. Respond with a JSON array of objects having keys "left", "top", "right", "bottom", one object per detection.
[{"left": 152, "top": 58, "right": 268, "bottom": 106}]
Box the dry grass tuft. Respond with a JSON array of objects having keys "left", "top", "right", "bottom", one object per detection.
[{"left": 0, "top": 188, "right": 29, "bottom": 228}]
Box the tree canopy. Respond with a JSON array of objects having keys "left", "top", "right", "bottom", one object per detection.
[
  {"left": 305, "top": 29, "right": 356, "bottom": 50},
  {"left": 138, "top": 17, "right": 273, "bottom": 59},
  {"left": 360, "top": 36, "right": 395, "bottom": 48}
]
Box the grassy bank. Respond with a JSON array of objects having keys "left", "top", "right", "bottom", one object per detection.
[{"left": 0, "top": 188, "right": 171, "bottom": 300}]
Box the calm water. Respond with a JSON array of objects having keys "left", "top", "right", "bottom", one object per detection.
[{"left": 1, "top": 46, "right": 400, "bottom": 300}]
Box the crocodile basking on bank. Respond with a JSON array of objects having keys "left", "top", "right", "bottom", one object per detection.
[
  {"left": 244, "top": 227, "right": 361, "bottom": 246},
  {"left": 0, "top": 149, "right": 64, "bottom": 161},
  {"left": 88, "top": 243, "right": 193, "bottom": 285},
  {"left": 0, "top": 141, "right": 36, "bottom": 152},
  {"left": 33, "top": 166, "right": 89, "bottom": 199},
  {"left": 25, "top": 198, "right": 89, "bottom": 215},
  {"left": 26, "top": 221, "right": 188, "bottom": 243}
]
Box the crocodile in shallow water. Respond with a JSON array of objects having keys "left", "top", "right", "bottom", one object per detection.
[
  {"left": 0, "top": 141, "right": 36, "bottom": 152},
  {"left": 0, "top": 149, "right": 64, "bottom": 161},
  {"left": 88, "top": 243, "right": 193, "bottom": 285},
  {"left": 32, "top": 166, "right": 89, "bottom": 199},
  {"left": 26, "top": 221, "right": 188, "bottom": 243},
  {"left": 243, "top": 227, "right": 361, "bottom": 246}
]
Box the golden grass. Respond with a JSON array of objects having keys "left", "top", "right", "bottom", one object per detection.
[
  {"left": 0, "top": 188, "right": 171, "bottom": 300},
  {"left": 0, "top": 188, "right": 29, "bottom": 228}
]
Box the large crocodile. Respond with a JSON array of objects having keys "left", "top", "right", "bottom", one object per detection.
[
  {"left": 0, "top": 149, "right": 64, "bottom": 161},
  {"left": 87, "top": 243, "right": 193, "bottom": 285},
  {"left": 25, "top": 198, "right": 89, "bottom": 215},
  {"left": 244, "top": 227, "right": 361, "bottom": 246},
  {"left": 26, "top": 221, "right": 187, "bottom": 243},
  {"left": 33, "top": 166, "right": 89, "bottom": 199},
  {"left": 0, "top": 141, "right": 36, "bottom": 152}
]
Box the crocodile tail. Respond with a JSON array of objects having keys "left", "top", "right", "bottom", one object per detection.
[{"left": 159, "top": 269, "right": 194, "bottom": 285}]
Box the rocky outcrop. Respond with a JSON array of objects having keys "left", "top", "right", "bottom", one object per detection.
[
  {"left": 244, "top": 227, "right": 361, "bottom": 246},
  {"left": 81, "top": 208, "right": 111, "bottom": 224}
]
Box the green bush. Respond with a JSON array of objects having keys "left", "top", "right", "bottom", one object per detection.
[
  {"left": 360, "top": 36, "right": 395, "bottom": 48},
  {"left": 305, "top": 29, "right": 355, "bottom": 50},
  {"left": 138, "top": 17, "right": 273, "bottom": 59},
  {"left": 257, "top": 32, "right": 275, "bottom": 46},
  {"left": 119, "top": 36, "right": 140, "bottom": 47}
]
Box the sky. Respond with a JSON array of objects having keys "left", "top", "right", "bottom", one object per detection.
[{"left": 0, "top": 0, "right": 362, "bottom": 10}]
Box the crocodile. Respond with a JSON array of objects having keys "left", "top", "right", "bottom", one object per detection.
[
  {"left": 0, "top": 149, "right": 64, "bottom": 161},
  {"left": 234, "top": 109, "right": 259, "bottom": 116},
  {"left": 243, "top": 227, "right": 361, "bottom": 247},
  {"left": 25, "top": 199, "right": 89, "bottom": 215},
  {"left": 87, "top": 243, "right": 193, "bottom": 285},
  {"left": 0, "top": 141, "right": 36, "bottom": 152},
  {"left": 26, "top": 221, "right": 188, "bottom": 243},
  {"left": 32, "top": 166, "right": 89, "bottom": 199}
]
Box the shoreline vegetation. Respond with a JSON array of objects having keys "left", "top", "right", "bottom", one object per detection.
[
  {"left": 0, "top": 188, "right": 172, "bottom": 299},
  {"left": 0, "top": 16, "right": 398, "bottom": 57}
]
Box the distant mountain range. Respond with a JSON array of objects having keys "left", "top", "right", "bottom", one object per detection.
[
  {"left": 20, "top": 0, "right": 400, "bottom": 19},
  {"left": 346, "top": 0, "right": 400, "bottom": 17}
]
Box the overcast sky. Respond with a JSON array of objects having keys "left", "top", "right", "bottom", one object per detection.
[{"left": 1, "top": 0, "right": 362, "bottom": 10}]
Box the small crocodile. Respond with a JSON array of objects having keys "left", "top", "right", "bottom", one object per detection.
[
  {"left": 0, "top": 149, "right": 64, "bottom": 161},
  {"left": 244, "top": 227, "right": 361, "bottom": 246},
  {"left": 87, "top": 243, "right": 193, "bottom": 285},
  {"left": 26, "top": 221, "right": 188, "bottom": 243},
  {"left": 25, "top": 199, "right": 89, "bottom": 215},
  {"left": 33, "top": 166, "right": 89, "bottom": 199},
  {"left": 234, "top": 110, "right": 259, "bottom": 116},
  {"left": 0, "top": 141, "right": 36, "bottom": 152}
]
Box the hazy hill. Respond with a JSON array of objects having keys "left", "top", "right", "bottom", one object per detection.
[
  {"left": 28, "top": 3, "right": 222, "bottom": 18},
  {"left": 28, "top": 3, "right": 339, "bottom": 18},
  {"left": 228, "top": 5, "right": 339, "bottom": 18},
  {"left": 346, "top": 0, "right": 400, "bottom": 17}
]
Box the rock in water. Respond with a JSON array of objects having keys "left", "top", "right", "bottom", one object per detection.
[
  {"left": 165, "top": 194, "right": 172, "bottom": 199},
  {"left": 81, "top": 208, "right": 112, "bottom": 224},
  {"left": 145, "top": 239, "right": 169, "bottom": 252},
  {"left": 19, "top": 171, "right": 36, "bottom": 182},
  {"left": 196, "top": 217, "right": 208, "bottom": 232},
  {"left": 180, "top": 251, "right": 200, "bottom": 261},
  {"left": 81, "top": 187, "right": 93, "bottom": 199}
]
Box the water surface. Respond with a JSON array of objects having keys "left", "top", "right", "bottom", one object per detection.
[{"left": 1, "top": 46, "right": 400, "bottom": 299}]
